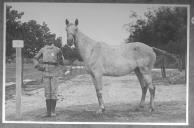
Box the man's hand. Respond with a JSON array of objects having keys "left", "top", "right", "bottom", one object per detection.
[{"left": 35, "top": 64, "right": 45, "bottom": 71}]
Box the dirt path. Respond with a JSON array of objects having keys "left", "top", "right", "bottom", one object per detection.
[{"left": 5, "top": 74, "right": 186, "bottom": 123}]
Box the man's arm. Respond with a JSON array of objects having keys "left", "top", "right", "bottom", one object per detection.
[
  {"left": 33, "top": 50, "right": 42, "bottom": 67},
  {"left": 33, "top": 48, "right": 45, "bottom": 71}
]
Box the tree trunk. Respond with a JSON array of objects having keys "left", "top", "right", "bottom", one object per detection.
[{"left": 161, "top": 57, "right": 167, "bottom": 79}]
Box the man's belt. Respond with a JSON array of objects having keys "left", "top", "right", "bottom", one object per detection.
[{"left": 43, "top": 62, "right": 58, "bottom": 65}]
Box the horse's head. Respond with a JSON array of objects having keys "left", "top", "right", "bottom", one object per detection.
[{"left": 65, "top": 19, "right": 79, "bottom": 48}]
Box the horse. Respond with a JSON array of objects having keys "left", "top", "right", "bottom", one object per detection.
[{"left": 65, "top": 19, "right": 157, "bottom": 114}]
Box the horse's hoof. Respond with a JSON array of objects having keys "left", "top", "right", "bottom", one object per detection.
[
  {"left": 135, "top": 106, "right": 144, "bottom": 111},
  {"left": 139, "top": 104, "right": 145, "bottom": 108},
  {"left": 149, "top": 108, "right": 154, "bottom": 112},
  {"left": 41, "top": 113, "right": 51, "bottom": 118},
  {"left": 50, "top": 112, "right": 56, "bottom": 117},
  {"left": 96, "top": 108, "right": 105, "bottom": 114}
]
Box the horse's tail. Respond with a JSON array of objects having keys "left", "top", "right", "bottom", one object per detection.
[
  {"left": 152, "top": 47, "right": 179, "bottom": 65},
  {"left": 153, "top": 47, "right": 177, "bottom": 57}
]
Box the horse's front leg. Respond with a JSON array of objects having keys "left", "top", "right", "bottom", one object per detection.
[{"left": 91, "top": 73, "right": 105, "bottom": 114}]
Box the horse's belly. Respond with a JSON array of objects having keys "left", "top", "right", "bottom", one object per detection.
[{"left": 103, "top": 58, "right": 136, "bottom": 76}]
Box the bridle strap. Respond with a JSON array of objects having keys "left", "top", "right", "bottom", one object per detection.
[{"left": 67, "top": 32, "right": 78, "bottom": 48}]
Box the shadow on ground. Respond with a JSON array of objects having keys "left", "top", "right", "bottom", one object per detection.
[{"left": 6, "top": 101, "right": 186, "bottom": 123}]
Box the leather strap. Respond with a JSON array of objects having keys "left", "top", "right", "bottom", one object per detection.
[{"left": 43, "top": 62, "right": 58, "bottom": 65}]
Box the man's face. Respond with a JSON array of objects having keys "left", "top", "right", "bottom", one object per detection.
[{"left": 47, "top": 41, "right": 53, "bottom": 45}]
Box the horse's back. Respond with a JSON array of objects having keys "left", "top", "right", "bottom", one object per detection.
[
  {"left": 87, "top": 41, "right": 156, "bottom": 76},
  {"left": 94, "top": 41, "right": 156, "bottom": 67},
  {"left": 125, "top": 42, "right": 154, "bottom": 53},
  {"left": 124, "top": 42, "right": 156, "bottom": 69}
]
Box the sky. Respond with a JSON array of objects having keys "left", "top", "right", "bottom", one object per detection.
[{"left": 5, "top": 3, "right": 180, "bottom": 46}]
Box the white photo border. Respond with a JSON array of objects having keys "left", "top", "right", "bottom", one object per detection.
[{"left": 2, "top": 2, "right": 190, "bottom": 125}]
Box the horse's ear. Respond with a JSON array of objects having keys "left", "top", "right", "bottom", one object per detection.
[
  {"left": 66, "top": 19, "right": 69, "bottom": 25},
  {"left": 75, "top": 19, "right": 78, "bottom": 26}
]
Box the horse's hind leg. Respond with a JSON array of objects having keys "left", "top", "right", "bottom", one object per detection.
[
  {"left": 135, "top": 68, "right": 148, "bottom": 108},
  {"left": 143, "top": 71, "right": 155, "bottom": 112},
  {"left": 91, "top": 72, "right": 105, "bottom": 114}
]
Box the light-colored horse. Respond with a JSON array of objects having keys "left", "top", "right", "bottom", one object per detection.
[{"left": 65, "top": 19, "right": 156, "bottom": 114}]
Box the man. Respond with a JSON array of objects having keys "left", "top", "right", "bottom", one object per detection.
[{"left": 33, "top": 38, "right": 64, "bottom": 117}]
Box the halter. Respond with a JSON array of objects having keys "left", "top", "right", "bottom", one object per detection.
[{"left": 67, "top": 32, "right": 77, "bottom": 48}]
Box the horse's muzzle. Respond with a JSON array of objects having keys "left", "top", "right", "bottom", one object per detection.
[
  {"left": 67, "top": 35, "right": 74, "bottom": 46},
  {"left": 67, "top": 39, "right": 74, "bottom": 46}
]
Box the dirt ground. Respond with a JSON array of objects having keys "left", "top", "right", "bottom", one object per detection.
[{"left": 4, "top": 69, "right": 186, "bottom": 123}]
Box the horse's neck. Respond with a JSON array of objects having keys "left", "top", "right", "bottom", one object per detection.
[{"left": 76, "top": 30, "right": 96, "bottom": 61}]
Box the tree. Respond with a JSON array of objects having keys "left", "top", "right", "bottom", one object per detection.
[
  {"left": 126, "top": 7, "right": 187, "bottom": 69},
  {"left": 20, "top": 20, "right": 57, "bottom": 58},
  {"left": 6, "top": 6, "right": 61, "bottom": 59},
  {"left": 6, "top": 5, "right": 24, "bottom": 58},
  {"left": 54, "top": 37, "right": 62, "bottom": 48},
  {"left": 6, "top": 5, "right": 82, "bottom": 63},
  {"left": 61, "top": 44, "right": 83, "bottom": 62}
]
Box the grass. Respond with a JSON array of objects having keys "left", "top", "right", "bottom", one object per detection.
[
  {"left": 5, "top": 63, "right": 87, "bottom": 100},
  {"left": 5, "top": 63, "right": 185, "bottom": 100},
  {"left": 6, "top": 63, "right": 87, "bottom": 83},
  {"left": 152, "top": 69, "right": 186, "bottom": 85},
  {"left": 6, "top": 63, "right": 42, "bottom": 82}
]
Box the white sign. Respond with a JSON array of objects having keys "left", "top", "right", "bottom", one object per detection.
[
  {"left": 12, "top": 40, "right": 24, "bottom": 48},
  {"left": 191, "top": 17, "right": 194, "bottom": 24}
]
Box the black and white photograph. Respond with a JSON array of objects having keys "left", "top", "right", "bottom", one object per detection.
[{"left": 2, "top": 2, "right": 190, "bottom": 125}]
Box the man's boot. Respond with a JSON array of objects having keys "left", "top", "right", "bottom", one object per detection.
[
  {"left": 50, "top": 99, "right": 57, "bottom": 117},
  {"left": 43, "top": 99, "right": 51, "bottom": 117}
]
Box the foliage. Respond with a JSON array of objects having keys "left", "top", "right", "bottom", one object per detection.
[
  {"left": 6, "top": 5, "right": 24, "bottom": 57},
  {"left": 54, "top": 37, "right": 62, "bottom": 48},
  {"left": 61, "top": 44, "right": 83, "bottom": 62},
  {"left": 126, "top": 7, "right": 187, "bottom": 68},
  {"left": 6, "top": 5, "right": 82, "bottom": 62},
  {"left": 6, "top": 6, "right": 62, "bottom": 59},
  {"left": 21, "top": 20, "right": 55, "bottom": 58}
]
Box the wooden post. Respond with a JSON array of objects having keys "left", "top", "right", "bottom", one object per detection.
[{"left": 12, "top": 40, "right": 24, "bottom": 119}]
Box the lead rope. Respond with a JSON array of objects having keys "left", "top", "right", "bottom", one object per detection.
[{"left": 61, "top": 48, "right": 72, "bottom": 75}]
